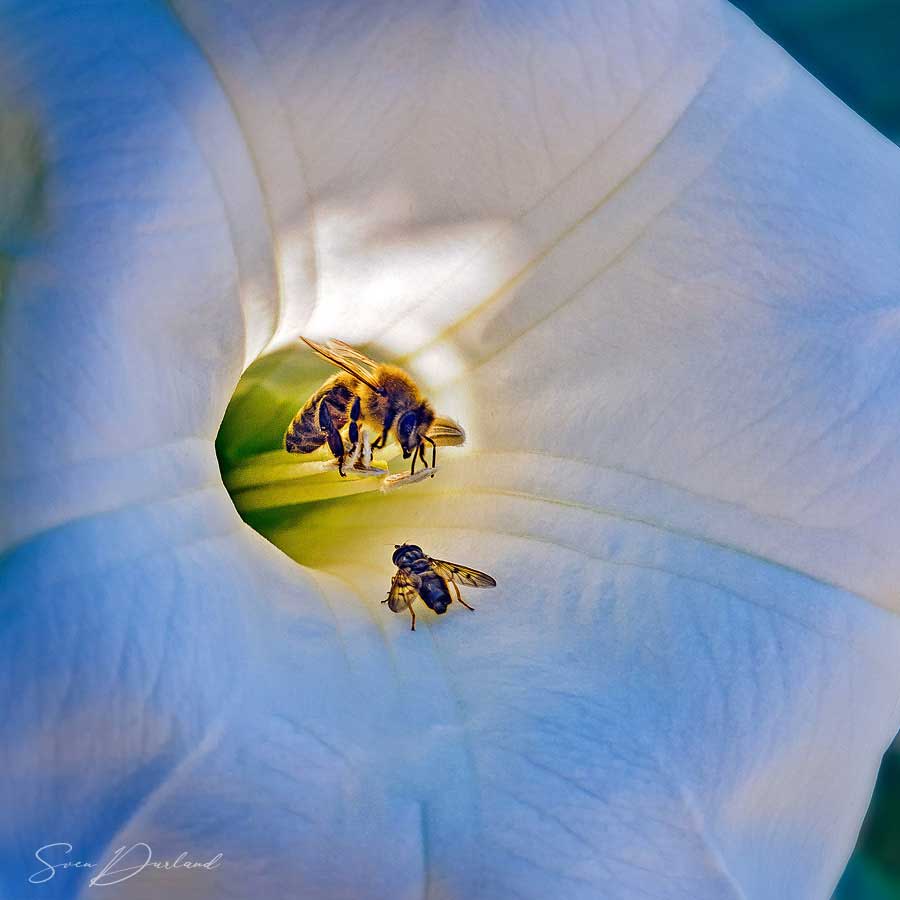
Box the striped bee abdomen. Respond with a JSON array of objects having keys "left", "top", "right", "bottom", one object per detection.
[{"left": 284, "top": 375, "right": 356, "bottom": 454}]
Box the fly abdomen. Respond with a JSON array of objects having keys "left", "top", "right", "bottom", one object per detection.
[
  {"left": 417, "top": 572, "right": 452, "bottom": 615},
  {"left": 284, "top": 375, "right": 355, "bottom": 454}
]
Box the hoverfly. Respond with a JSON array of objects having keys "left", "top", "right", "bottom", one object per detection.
[
  {"left": 285, "top": 338, "right": 465, "bottom": 477},
  {"left": 384, "top": 543, "right": 497, "bottom": 630}
]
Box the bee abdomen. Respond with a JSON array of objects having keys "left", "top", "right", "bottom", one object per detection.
[{"left": 284, "top": 377, "right": 355, "bottom": 454}]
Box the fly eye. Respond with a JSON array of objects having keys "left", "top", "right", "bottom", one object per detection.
[{"left": 397, "top": 411, "right": 417, "bottom": 444}]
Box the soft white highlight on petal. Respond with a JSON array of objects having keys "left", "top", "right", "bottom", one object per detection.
[{"left": 2, "top": 1, "right": 900, "bottom": 899}]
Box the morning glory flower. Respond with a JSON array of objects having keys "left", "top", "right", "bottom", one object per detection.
[{"left": 2, "top": 1, "right": 900, "bottom": 898}]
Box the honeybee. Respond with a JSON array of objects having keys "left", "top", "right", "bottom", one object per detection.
[
  {"left": 385, "top": 542, "right": 497, "bottom": 631},
  {"left": 285, "top": 337, "right": 465, "bottom": 477}
]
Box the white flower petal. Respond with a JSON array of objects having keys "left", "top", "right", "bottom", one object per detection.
[{"left": 2, "top": 2, "right": 900, "bottom": 899}]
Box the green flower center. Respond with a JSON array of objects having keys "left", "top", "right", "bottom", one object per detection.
[{"left": 216, "top": 342, "right": 449, "bottom": 572}]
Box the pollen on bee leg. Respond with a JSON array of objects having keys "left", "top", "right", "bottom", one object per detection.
[
  {"left": 380, "top": 466, "right": 438, "bottom": 492},
  {"left": 344, "top": 430, "right": 363, "bottom": 470},
  {"left": 344, "top": 428, "right": 388, "bottom": 476},
  {"left": 316, "top": 427, "right": 386, "bottom": 477}
]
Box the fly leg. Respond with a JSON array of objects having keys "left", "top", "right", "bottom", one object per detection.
[
  {"left": 318, "top": 399, "right": 346, "bottom": 475},
  {"left": 382, "top": 574, "right": 396, "bottom": 606},
  {"left": 385, "top": 589, "right": 417, "bottom": 630},
  {"left": 450, "top": 580, "right": 475, "bottom": 611},
  {"left": 382, "top": 573, "right": 416, "bottom": 630}
]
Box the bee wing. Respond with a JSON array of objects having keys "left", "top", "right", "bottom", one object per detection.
[
  {"left": 328, "top": 339, "right": 382, "bottom": 369},
  {"left": 428, "top": 558, "right": 497, "bottom": 589},
  {"left": 427, "top": 416, "right": 466, "bottom": 446},
  {"left": 300, "top": 336, "right": 384, "bottom": 394},
  {"left": 386, "top": 568, "right": 420, "bottom": 612}
]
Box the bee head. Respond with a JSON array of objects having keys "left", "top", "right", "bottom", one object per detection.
[{"left": 396, "top": 403, "right": 435, "bottom": 457}]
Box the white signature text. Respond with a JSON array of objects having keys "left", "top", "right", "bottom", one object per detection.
[{"left": 30, "top": 842, "right": 222, "bottom": 887}]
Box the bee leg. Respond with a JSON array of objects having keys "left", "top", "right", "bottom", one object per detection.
[
  {"left": 450, "top": 580, "right": 475, "bottom": 611},
  {"left": 346, "top": 395, "right": 362, "bottom": 468},
  {"left": 425, "top": 435, "right": 436, "bottom": 476},
  {"left": 318, "top": 399, "right": 346, "bottom": 476},
  {"left": 371, "top": 426, "right": 388, "bottom": 450},
  {"left": 409, "top": 605, "right": 416, "bottom": 631},
  {"left": 410, "top": 445, "right": 419, "bottom": 476}
]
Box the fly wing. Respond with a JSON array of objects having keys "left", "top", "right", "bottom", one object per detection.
[
  {"left": 428, "top": 558, "right": 497, "bottom": 588},
  {"left": 386, "top": 568, "right": 420, "bottom": 612},
  {"left": 300, "top": 336, "right": 384, "bottom": 394}
]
